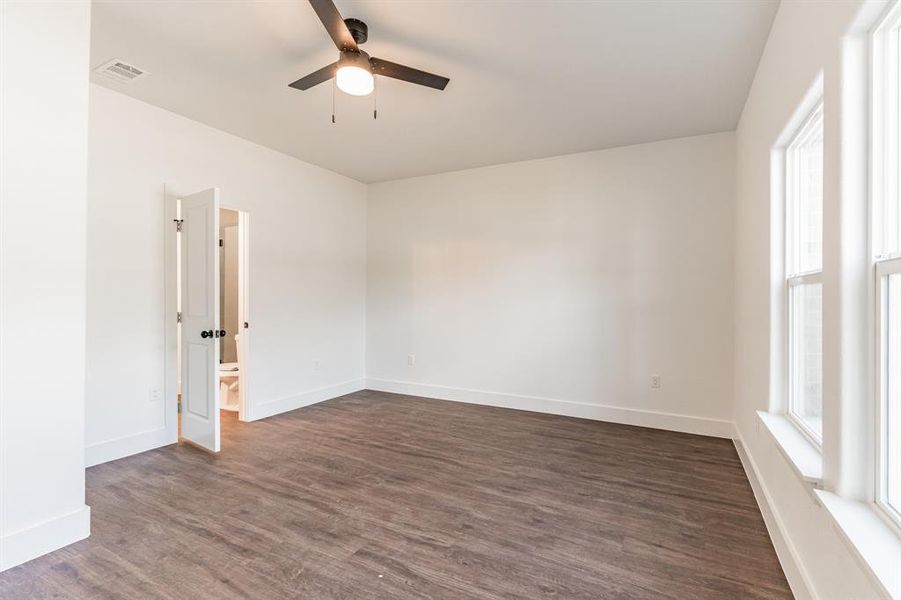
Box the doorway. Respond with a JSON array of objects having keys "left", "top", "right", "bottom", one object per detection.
[
  {"left": 218, "top": 206, "right": 247, "bottom": 415},
  {"left": 172, "top": 187, "right": 250, "bottom": 453}
]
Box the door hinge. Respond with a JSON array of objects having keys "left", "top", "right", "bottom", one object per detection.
[
  {"left": 219, "top": 238, "right": 223, "bottom": 247},
  {"left": 173, "top": 219, "right": 184, "bottom": 232},
  {"left": 177, "top": 311, "right": 183, "bottom": 323}
]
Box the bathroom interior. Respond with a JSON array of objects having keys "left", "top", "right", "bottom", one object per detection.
[{"left": 219, "top": 207, "right": 242, "bottom": 413}]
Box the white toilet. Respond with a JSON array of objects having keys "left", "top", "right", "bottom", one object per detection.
[{"left": 219, "top": 334, "right": 241, "bottom": 412}]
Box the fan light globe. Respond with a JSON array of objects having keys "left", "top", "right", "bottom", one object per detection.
[{"left": 336, "top": 65, "right": 374, "bottom": 96}]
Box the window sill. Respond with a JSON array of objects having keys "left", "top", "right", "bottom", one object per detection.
[
  {"left": 755, "top": 412, "right": 900, "bottom": 596},
  {"left": 756, "top": 411, "right": 823, "bottom": 486},
  {"left": 815, "top": 491, "right": 901, "bottom": 599}
]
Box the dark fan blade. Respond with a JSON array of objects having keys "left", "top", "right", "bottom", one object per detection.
[
  {"left": 308, "top": 0, "right": 357, "bottom": 51},
  {"left": 370, "top": 57, "right": 449, "bottom": 90},
  {"left": 289, "top": 62, "right": 338, "bottom": 90}
]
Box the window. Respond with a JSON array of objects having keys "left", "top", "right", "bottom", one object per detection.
[
  {"left": 874, "top": 1, "right": 901, "bottom": 529},
  {"left": 878, "top": 263, "right": 901, "bottom": 526},
  {"left": 785, "top": 103, "right": 824, "bottom": 444}
]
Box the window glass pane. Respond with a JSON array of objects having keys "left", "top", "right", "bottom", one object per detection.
[
  {"left": 790, "top": 282, "right": 823, "bottom": 439},
  {"left": 786, "top": 109, "right": 823, "bottom": 275},
  {"left": 797, "top": 130, "right": 823, "bottom": 272},
  {"left": 894, "top": 31, "right": 901, "bottom": 254},
  {"left": 891, "top": 26, "right": 901, "bottom": 255},
  {"left": 877, "top": 20, "right": 900, "bottom": 256},
  {"left": 886, "top": 273, "right": 901, "bottom": 515}
]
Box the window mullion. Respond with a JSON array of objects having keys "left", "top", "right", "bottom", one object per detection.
[
  {"left": 787, "top": 270, "right": 824, "bottom": 286},
  {"left": 877, "top": 256, "right": 901, "bottom": 277}
]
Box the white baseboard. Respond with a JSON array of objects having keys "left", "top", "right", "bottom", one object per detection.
[
  {"left": 86, "top": 426, "right": 174, "bottom": 468},
  {"left": 0, "top": 505, "right": 90, "bottom": 572},
  {"left": 365, "top": 378, "right": 733, "bottom": 438},
  {"left": 86, "top": 379, "right": 366, "bottom": 466},
  {"left": 732, "top": 425, "right": 817, "bottom": 600},
  {"left": 252, "top": 378, "right": 366, "bottom": 421}
]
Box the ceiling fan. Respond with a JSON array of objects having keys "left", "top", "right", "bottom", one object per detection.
[{"left": 289, "top": 0, "right": 450, "bottom": 97}]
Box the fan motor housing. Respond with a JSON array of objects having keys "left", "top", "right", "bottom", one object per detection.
[
  {"left": 344, "top": 18, "right": 368, "bottom": 44},
  {"left": 338, "top": 48, "right": 370, "bottom": 69}
]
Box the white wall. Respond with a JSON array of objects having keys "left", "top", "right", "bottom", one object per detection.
[
  {"left": 86, "top": 85, "right": 367, "bottom": 465},
  {"left": 0, "top": 1, "right": 92, "bottom": 571},
  {"left": 733, "top": 0, "right": 884, "bottom": 597},
  {"left": 366, "top": 133, "right": 735, "bottom": 437}
]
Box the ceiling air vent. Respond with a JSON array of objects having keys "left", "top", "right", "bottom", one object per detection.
[{"left": 94, "top": 59, "right": 148, "bottom": 83}]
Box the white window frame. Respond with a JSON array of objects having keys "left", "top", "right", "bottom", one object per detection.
[
  {"left": 873, "top": 1, "right": 900, "bottom": 262},
  {"left": 872, "top": 0, "right": 901, "bottom": 532},
  {"left": 876, "top": 257, "right": 901, "bottom": 531},
  {"left": 784, "top": 102, "right": 825, "bottom": 448}
]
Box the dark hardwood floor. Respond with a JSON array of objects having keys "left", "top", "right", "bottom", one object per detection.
[{"left": 0, "top": 390, "right": 791, "bottom": 599}]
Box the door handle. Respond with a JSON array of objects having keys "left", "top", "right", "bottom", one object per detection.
[
  {"left": 219, "top": 330, "right": 226, "bottom": 338},
  {"left": 201, "top": 330, "right": 213, "bottom": 339}
]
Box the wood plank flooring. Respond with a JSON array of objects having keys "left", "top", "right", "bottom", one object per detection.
[{"left": 0, "top": 390, "right": 791, "bottom": 599}]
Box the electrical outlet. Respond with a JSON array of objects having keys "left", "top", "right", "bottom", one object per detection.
[
  {"left": 650, "top": 375, "right": 661, "bottom": 389},
  {"left": 407, "top": 354, "right": 416, "bottom": 366},
  {"left": 149, "top": 386, "right": 162, "bottom": 402}
]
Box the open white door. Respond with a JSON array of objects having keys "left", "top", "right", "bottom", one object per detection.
[{"left": 180, "top": 188, "right": 220, "bottom": 452}]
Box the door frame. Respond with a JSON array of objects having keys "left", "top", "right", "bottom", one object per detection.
[
  {"left": 163, "top": 184, "right": 180, "bottom": 446},
  {"left": 164, "top": 185, "right": 252, "bottom": 449}
]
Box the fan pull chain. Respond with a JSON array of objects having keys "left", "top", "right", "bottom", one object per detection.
[
  {"left": 331, "top": 78, "right": 336, "bottom": 124},
  {"left": 373, "top": 76, "right": 378, "bottom": 120}
]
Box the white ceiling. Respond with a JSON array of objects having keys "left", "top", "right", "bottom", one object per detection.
[{"left": 90, "top": 0, "right": 778, "bottom": 183}]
